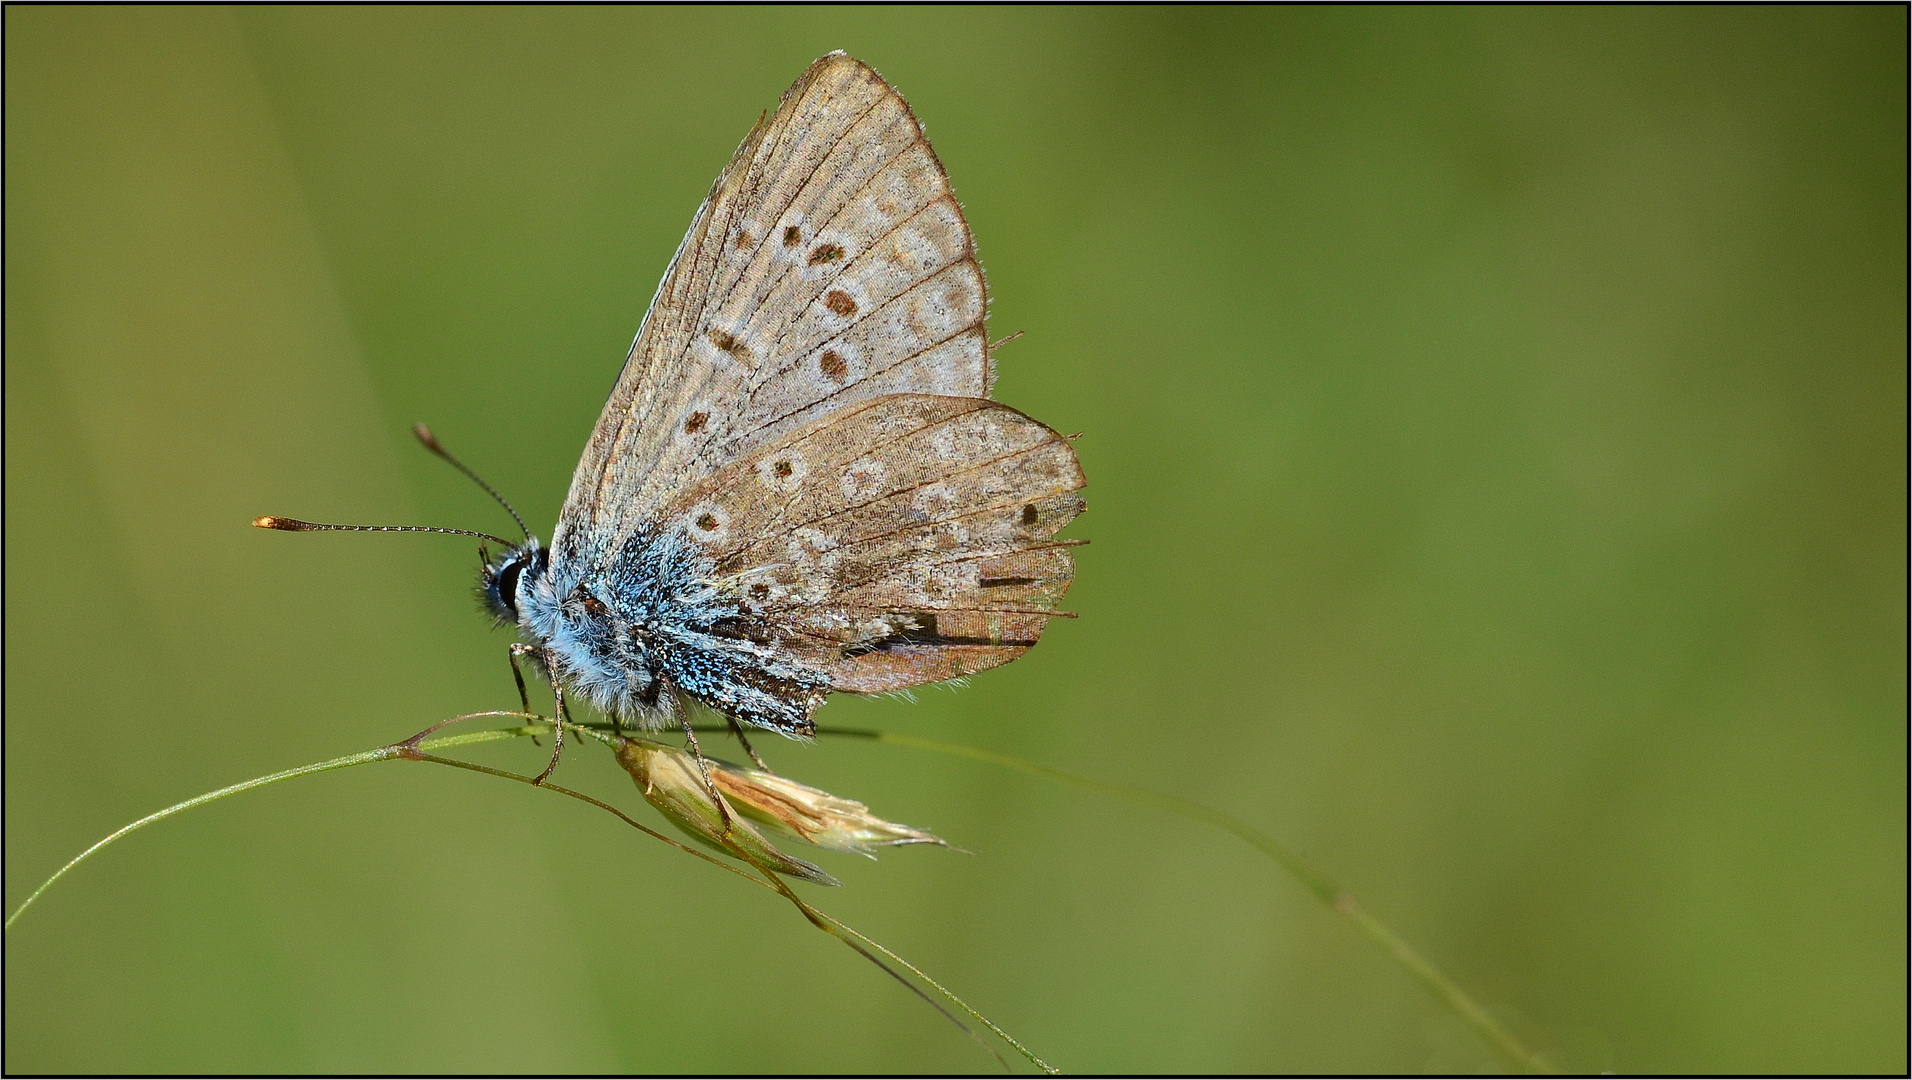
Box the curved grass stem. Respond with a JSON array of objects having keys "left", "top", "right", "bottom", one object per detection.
[
  {"left": 7, "top": 747, "right": 390, "bottom": 931},
  {"left": 4, "top": 710, "right": 539, "bottom": 932}
]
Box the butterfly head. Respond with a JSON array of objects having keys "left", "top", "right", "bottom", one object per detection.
[{"left": 479, "top": 538, "right": 548, "bottom": 627}]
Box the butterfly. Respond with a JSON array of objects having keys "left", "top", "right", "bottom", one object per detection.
[{"left": 261, "top": 53, "right": 1085, "bottom": 793}]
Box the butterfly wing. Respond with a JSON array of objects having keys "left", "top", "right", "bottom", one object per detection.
[
  {"left": 554, "top": 53, "right": 991, "bottom": 573},
  {"left": 663, "top": 393, "right": 1084, "bottom": 706}
]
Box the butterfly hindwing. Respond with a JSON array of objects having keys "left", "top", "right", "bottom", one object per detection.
[
  {"left": 555, "top": 54, "right": 989, "bottom": 573},
  {"left": 664, "top": 394, "right": 1084, "bottom": 700}
]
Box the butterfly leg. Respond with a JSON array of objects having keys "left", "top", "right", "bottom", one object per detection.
[
  {"left": 727, "top": 716, "right": 771, "bottom": 772},
  {"left": 532, "top": 652, "right": 567, "bottom": 785},
  {"left": 506, "top": 643, "right": 538, "bottom": 714},
  {"left": 507, "top": 643, "right": 543, "bottom": 745},
  {"left": 667, "top": 685, "right": 737, "bottom": 835}
]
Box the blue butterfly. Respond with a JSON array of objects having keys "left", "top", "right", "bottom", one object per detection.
[{"left": 259, "top": 53, "right": 1085, "bottom": 813}]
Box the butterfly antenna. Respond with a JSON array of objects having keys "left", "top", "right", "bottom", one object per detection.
[
  {"left": 252, "top": 516, "right": 517, "bottom": 547},
  {"left": 412, "top": 423, "right": 531, "bottom": 541}
]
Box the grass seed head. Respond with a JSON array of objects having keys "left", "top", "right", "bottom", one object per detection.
[
  {"left": 709, "top": 766, "right": 948, "bottom": 857},
  {"left": 613, "top": 737, "right": 839, "bottom": 885}
]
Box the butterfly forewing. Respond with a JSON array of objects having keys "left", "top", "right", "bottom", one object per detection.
[{"left": 556, "top": 54, "right": 989, "bottom": 572}]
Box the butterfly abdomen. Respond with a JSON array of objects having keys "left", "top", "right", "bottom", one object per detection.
[{"left": 654, "top": 633, "right": 830, "bottom": 738}]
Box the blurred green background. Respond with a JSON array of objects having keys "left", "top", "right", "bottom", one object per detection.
[{"left": 6, "top": 7, "right": 1904, "bottom": 1073}]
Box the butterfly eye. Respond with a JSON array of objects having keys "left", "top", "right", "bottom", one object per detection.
[
  {"left": 495, "top": 557, "right": 526, "bottom": 616},
  {"left": 580, "top": 594, "right": 610, "bottom": 619}
]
